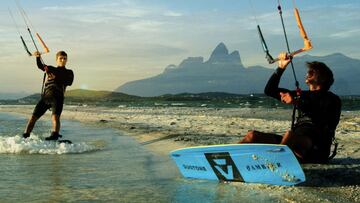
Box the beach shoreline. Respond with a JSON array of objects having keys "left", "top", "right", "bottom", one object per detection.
[
  {"left": 1, "top": 104, "right": 359, "bottom": 202},
  {"left": 0, "top": 105, "right": 294, "bottom": 153},
  {"left": 1, "top": 104, "right": 358, "bottom": 148}
]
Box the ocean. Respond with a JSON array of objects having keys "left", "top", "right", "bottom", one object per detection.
[{"left": 0, "top": 112, "right": 283, "bottom": 203}]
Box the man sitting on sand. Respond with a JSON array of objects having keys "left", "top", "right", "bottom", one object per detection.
[
  {"left": 22, "top": 51, "right": 73, "bottom": 141},
  {"left": 238, "top": 52, "right": 341, "bottom": 163}
]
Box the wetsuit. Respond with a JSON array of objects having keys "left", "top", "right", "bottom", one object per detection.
[
  {"left": 33, "top": 57, "right": 72, "bottom": 117},
  {"left": 264, "top": 67, "right": 341, "bottom": 163}
]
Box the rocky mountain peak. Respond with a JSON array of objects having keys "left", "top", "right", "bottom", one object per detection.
[{"left": 207, "top": 42, "right": 241, "bottom": 65}]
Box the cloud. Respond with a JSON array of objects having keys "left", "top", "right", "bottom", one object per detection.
[
  {"left": 331, "top": 3, "right": 360, "bottom": 10},
  {"left": 163, "top": 11, "right": 183, "bottom": 17},
  {"left": 42, "top": 6, "right": 84, "bottom": 11},
  {"left": 330, "top": 29, "right": 360, "bottom": 39},
  {"left": 42, "top": 3, "right": 150, "bottom": 19},
  {"left": 126, "top": 20, "right": 165, "bottom": 32}
]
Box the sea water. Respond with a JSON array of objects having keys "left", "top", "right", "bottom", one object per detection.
[{"left": 0, "top": 112, "right": 290, "bottom": 203}]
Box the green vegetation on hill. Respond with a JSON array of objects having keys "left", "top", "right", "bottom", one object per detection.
[
  {"left": 0, "top": 89, "right": 359, "bottom": 110},
  {"left": 65, "top": 89, "right": 141, "bottom": 104}
]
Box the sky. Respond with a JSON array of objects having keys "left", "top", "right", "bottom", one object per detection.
[{"left": 0, "top": 0, "right": 359, "bottom": 94}]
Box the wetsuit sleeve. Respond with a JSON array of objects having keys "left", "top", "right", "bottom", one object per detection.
[
  {"left": 264, "top": 67, "right": 292, "bottom": 101},
  {"left": 36, "top": 57, "right": 46, "bottom": 71}
]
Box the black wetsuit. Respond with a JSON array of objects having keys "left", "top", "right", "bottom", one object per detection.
[
  {"left": 33, "top": 57, "right": 71, "bottom": 117},
  {"left": 264, "top": 68, "right": 341, "bottom": 163}
]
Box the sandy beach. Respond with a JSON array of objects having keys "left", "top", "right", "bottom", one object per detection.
[{"left": 1, "top": 104, "right": 359, "bottom": 202}]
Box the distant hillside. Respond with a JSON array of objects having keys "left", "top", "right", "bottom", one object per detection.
[
  {"left": 8, "top": 89, "right": 141, "bottom": 106},
  {"left": 65, "top": 89, "right": 141, "bottom": 101},
  {"left": 0, "top": 92, "right": 30, "bottom": 100},
  {"left": 1, "top": 89, "right": 359, "bottom": 110},
  {"left": 116, "top": 42, "right": 360, "bottom": 96},
  {"left": 15, "top": 89, "right": 251, "bottom": 103}
]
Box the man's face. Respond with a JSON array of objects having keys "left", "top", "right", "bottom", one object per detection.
[
  {"left": 56, "top": 55, "right": 67, "bottom": 67},
  {"left": 305, "top": 68, "right": 318, "bottom": 85}
]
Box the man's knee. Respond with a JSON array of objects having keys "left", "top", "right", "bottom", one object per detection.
[
  {"left": 281, "top": 130, "right": 294, "bottom": 145},
  {"left": 281, "top": 130, "right": 313, "bottom": 157},
  {"left": 245, "top": 130, "right": 258, "bottom": 142},
  {"left": 51, "top": 114, "right": 60, "bottom": 120},
  {"left": 282, "top": 130, "right": 292, "bottom": 138}
]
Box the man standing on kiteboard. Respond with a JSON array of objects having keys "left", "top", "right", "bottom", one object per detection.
[
  {"left": 239, "top": 52, "right": 341, "bottom": 163},
  {"left": 22, "top": 51, "right": 74, "bottom": 141}
]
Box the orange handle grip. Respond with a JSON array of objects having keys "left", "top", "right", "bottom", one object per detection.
[
  {"left": 36, "top": 33, "right": 49, "bottom": 53},
  {"left": 294, "top": 8, "right": 308, "bottom": 39}
]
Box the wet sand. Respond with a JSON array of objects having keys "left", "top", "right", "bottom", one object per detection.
[{"left": 1, "top": 105, "right": 359, "bottom": 202}]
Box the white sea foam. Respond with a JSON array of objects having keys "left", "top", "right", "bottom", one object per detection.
[{"left": 0, "top": 135, "right": 99, "bottom": 154}]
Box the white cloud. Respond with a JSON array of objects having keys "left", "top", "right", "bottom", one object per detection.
[
  {"left": 126, "top": 20, "right": 165, "bottom": 32},
  {"left": 115, "top": 8, "right": 149, "bottom": 18},
  {"left": 42, "top": 3, "right": 149, "bottom": 18},
  {"left": 163, "top": 11, "right": 183, "bottom": 17},
  {"left": 330, "top": 29, "right": 360, "bottom": 39},
  {"left": 42, "top": 6, "right": 84, "bottom": 11}
]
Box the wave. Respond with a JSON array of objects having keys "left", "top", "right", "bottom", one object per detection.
[{"left": 0, "top": 135, "right": 100, "bottom": 154}]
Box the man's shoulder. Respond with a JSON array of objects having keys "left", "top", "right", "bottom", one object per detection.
[
  {"left": 45, "top": 65, "right": 57, "bottom": 71},
  {"left": 326, "top": 91, "right": 341, "bottom": 107},
  {"left": 327, "top": 91, "right": 340, "bottom": 99}
]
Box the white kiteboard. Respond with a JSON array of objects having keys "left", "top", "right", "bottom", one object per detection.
[{"left": 170, "top": 144, "right": 305, "bottom": 186}]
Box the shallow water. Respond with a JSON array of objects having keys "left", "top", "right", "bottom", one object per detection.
[
  {"left": 0, "top": 112, "right": 175, "bottom": 202},
  {"left": 0, "top": 112, "right": 339, "bottom": 203}
]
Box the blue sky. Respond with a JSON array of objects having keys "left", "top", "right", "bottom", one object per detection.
[{"left": 0, "top": 0, "right": 359, "bottom": 93}]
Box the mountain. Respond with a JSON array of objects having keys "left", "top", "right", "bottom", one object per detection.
[
  {"left": 3, "top": 89, "right": 358, "bottom": 110},
  {"left": 207, "top": 42, "right": 242, "bottom": 65},
  {"left": 65, "top": 89, "right": 140, "bottom": 101},
  {"left": 116, "top": 43, "right": 360, "bottom": 96},
  {"left": 10, "top": 89, "right": 141, "bottom": 105},
  {"left": 0, "top": 92, "right": 30, "bottom": 100}
]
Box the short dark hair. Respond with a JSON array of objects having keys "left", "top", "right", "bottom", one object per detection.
[
  {"left": 56, "top": 51, "right": 67, "bottom": 59},
  {"left": 306, "top": 61, "right": 334, "bottom": 90}
]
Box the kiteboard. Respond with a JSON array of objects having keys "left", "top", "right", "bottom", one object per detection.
[
  {"left": 43, "top": 139, "right": 72, "bottom": 144},
  {"left": 56, "top": 139, "right": 72, "bottom": 144},
  {"left": 170, "top": 144, "right": 305, "bottom": 186}
]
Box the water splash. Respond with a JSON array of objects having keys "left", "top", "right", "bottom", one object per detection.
[{"left": 0, "top": 134, "right": 100, "bottom": 154}]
